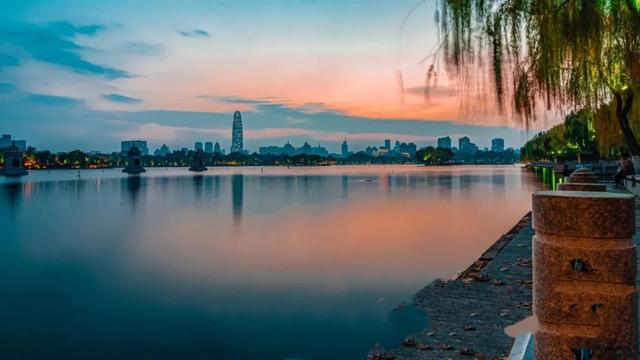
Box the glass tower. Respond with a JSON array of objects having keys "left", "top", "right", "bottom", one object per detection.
[{"left": 231, "top": 111, "right": 243, "bottom": 153}]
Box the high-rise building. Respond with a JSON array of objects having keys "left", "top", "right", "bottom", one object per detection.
[
  {"left": 231, "top": 111, "right": 243, "bottom": 153},
  {"left": 205, "top": 141, "right": 214, "bottom": 154},
  {"left": 437, "top": 136, "right": 452, "bottom": 149},
  {"left": 341, "top": 139, "right": 349, "bottom": 158},
  {"left": 384, "top": 139, "right": 391, "bottom": 150},
  {"left": 0, "top": 134, "right": 12, "bottom": 149},
  {"left": 458, "top": 136, "right": 471, "bottom": 150},
  {"left": 213, "top": 142, "right": 221, "bottom": 154},
  {"left": 458, "top": 136, "right": 478, "bottom": 155},
  {"left": 491, "top": 138, "right": 505, "bottom": 152},
  {"left": 195, "top": 142, "right": 204, "bottom": 151},
  {"left": 0, "top": 135, "right": 27, "bottom": 151},
  {"left": 121, "top": 140, "right": 149, "bottom": 155}
]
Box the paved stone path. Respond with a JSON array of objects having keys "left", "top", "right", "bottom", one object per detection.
[
  {"left": 372, "top": 214, "right": 534, "bottom": 360},
  {"left": 374, "top": 187, "right": 640, "bottom": 360}
]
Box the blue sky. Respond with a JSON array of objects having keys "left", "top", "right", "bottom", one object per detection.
[{"left": 0, "top": 0, "right": 538, "bottom": 153}]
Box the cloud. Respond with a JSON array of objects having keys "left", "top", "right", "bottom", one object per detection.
[
  {"left": 124, "top": 41, "right": 165, "bottom": 56},
  {"left": 45, "top": 21, "right": 107, "bottom": 37},
  {"left": 201, "top": 95, "right": 330, "bottom": 114},
  {"left": 0, "top": 53, "right": 19, "bottom": 68},
  {"left": 0, "top": 82, "right": 15, "bottom": 92},
  {"left": 199, "top": 95, "right": 274, "bottom": 105},
  {"left": 0, "top": 21, "right": 132, "bottom": 79},
  {"left": 103, "top": 93, "right": 143, "bottom": 104},
  {"left": 178, "top": 29, "right": 210, "bottom": 38},
  {"left": 27, "top": 93, "right": 84, "bottom": 106}
]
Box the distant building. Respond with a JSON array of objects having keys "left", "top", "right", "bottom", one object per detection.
[
  {"left": 365, "top": 146, "right": 377, "bottom": 156},
  {"left": 259, "top": 141, "right": 328, "bottom": 157},
  {"left": 205, "top": 141, "right": 214, "bottom": 154},
  {"left": 121, "top": 140, "right": 149, "bottom": 155},
  {"left": 341, "top": 139, "right": 349, "bottom": 158},
  {"left": 374, "top": 147, "right": 389, "bottom": 157},
  {"left": 154, "top": 144, "right": 171, "bottom": 157},
  {"left": 213, "top": 142, "right": 221, "bottom": 154},
  {"left": 491, "top": 138, "right": 505, "bottom": 152},
  {"left": 283, "top": 142, "right": 295, "bottom": 155},
  {"left": 458, "top": 136, "right": 471, "bottom": 150},
  {"left": 13, "top": 140, "right": 26, "bottom": 152},
  {"left": 384, "top": 139, "right": 391, "bottom": 150},
  {"left": 180, "top": 147, "right": 188, "bottom": 154},
  {"left": 437, "top": 136, "right": 452, "bottom": 149},
  {"left": 0, "top": 134, "right": 12, "bottom": 149},
  {"left": 457, "top": 136, "right": 478, "bottom": 155},
  {"left": 230, "top": 111, "right": 243, "bottom": 153},
  {"left": 0, "top": 135, "right": 27, "bottom": 151},
  {"left": 195, "top": 142, "right": 204, "bottom": 152},
  {"left": 397, "top": 142, "right": 417, "bottom": 157}
]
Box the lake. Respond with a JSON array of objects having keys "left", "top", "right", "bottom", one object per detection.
[{"left": 0, "top": 165, "right": 544, "bottom": 359}]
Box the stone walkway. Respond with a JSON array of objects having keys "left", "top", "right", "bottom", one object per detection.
[
  {"left": 375, "top": 187, "right": 640, "bottom": 360},
  {"left": 373, "top": 214, "right": 534, "bottom": 360}
]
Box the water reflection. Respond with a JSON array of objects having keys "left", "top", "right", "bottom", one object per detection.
[
  {"left": 124, "top": 176, "right": 142, "bottom": 208},
  {"left": 232, "top": 174, "right": 243, "bottom": 226},
  {"left": 0, "top": 182, "right": 22, "bottom": 219},
  {"left": 492, "top": 171, "right": 506, "bottom": 193},
  {"left": 0, "top": 165, "right": 542, "bottom": 360}
]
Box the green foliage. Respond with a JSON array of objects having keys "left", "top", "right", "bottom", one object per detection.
[
  {"left": 521, "top": 110, "right": 598, "bottom": 161},
  {"left": 417, "top": 146, "right": 454, "bottom": 165},
  {"left": 436, "top": 0, "right": 640, "bottom": 135}
]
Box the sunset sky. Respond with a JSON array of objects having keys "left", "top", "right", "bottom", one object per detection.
[{"left": 0, "top": 0, "right": 547, "bottom": 153}]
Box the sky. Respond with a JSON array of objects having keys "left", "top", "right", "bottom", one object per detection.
[{"left": 0, "top": 0, "right": 547, "bottom": 153}]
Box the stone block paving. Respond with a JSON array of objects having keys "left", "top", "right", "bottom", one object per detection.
[
  {"left": 378, "top": 187, "right": 640, "bottom": 360},
  {"left": 375, "top": 215, "right": 534, "bottom": 360}
]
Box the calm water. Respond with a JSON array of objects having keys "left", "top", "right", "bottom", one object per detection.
[{"left": 0, "top": 165, "right": 543, "bottom": 359}]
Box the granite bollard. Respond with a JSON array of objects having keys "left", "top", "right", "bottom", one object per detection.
[
  {"left": 558, "top": 168, "right": 606, "bottom": 192},
  {"left": 532, "top": 191, "right": 637, "bottom": 359}
]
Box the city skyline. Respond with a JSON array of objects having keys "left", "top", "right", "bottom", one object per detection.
[
  {"left": 112, "top": 122, "right": 514, "bottom": 157},
  {"left": 12, "top": 110, "right": 522, "bottom": 155}
]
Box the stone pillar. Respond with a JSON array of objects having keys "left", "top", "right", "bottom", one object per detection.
[
  {"left": 558, "top": 168, "right": 606, "bottom": 192},
  {"left": 0, "top": 142, "right": 28, "bottom": 176},
  {"left": 122, "top": 145, "right": 146, "bottom": 175},
  {"left": 532, "top": 191, "right": 637, "bottom": 359},
  {"left": 189, "top": 149, "right": 208, "bottom": 172}
]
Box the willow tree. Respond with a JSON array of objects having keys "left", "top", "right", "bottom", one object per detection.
[{"left": 434, "top": 0, "right": 640, "bottom": 166}]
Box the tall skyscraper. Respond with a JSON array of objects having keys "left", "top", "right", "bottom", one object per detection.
[
  {"left": 214, "top": 141, "right": 221, "bottom": 154},
  {"left": 384, "top": 139, "right": 391, "bottom": 150},
  {"left": 205, "top": 141, "right": 214, "bottom": 154},
  {"left": 341, "top": 139, "right": 349, "bottom": 158},
  {"left": 491, "top": 138, "right": 505, "bottom": 152},
  {"left": 231, "top": 111, "right": 243, "bottom": 154},
  {"left": 195, "top": 142, "right": 204, "bottom": 151},
  {"left": 437, "top": 136, "right": 452, "bottom": 149}
]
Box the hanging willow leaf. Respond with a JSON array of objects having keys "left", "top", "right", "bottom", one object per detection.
[{"left": 436, "top": 0, "right": 640, "bottom": 154}]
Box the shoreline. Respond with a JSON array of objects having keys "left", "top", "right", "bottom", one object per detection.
[{"left": 375, "top": 212, "right": 535, "bottom": 360}]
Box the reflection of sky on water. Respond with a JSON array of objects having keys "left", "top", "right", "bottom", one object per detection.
[{"left": 0, "top": 165, "right": 543, "bottom": 359}]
